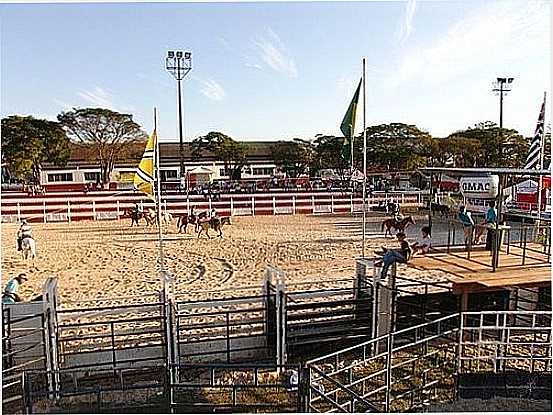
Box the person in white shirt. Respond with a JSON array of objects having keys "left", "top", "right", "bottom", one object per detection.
[{"left": 411, "top": 226, "right": 432, "bottom": 256}]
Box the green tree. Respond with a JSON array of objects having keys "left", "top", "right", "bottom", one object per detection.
[
  {"left": 313, "top": 134, "right": 351, "bottom": 179},
  {"left": 450, "top": 121, "right": 528, "bottom": 167},
  {"left": 355, "top": 123, "right": 432, "bottom": 171},
  {"left": 1, "top": 115, "right": 70, "bottom": 183},
  {"left": 58, "top": 108, "right": 147, "bottom": 186},
  {"left": 191, "top": 132, "right": 247, "bottom": 180},
  {"left": 271, "top": 139, "right": 315, "bottom": 178}
]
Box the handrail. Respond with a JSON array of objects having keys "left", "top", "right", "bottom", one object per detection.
[{"left": 309, "top": 366, "right": 381, "bottom": 412}]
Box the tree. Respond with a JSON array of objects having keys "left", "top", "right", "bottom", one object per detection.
[
  {"left": 312, "top": 135, "right": 351, "bottom": 179},
  {"left": 58, "top": 108, "right": 147, "bottom": 186},
  {"left": 355, "top": 123, "right": 432, "bottom": 171},
  {"left": 271, "top": 139, "right": 315, "bottom": 178},
  {"left": 191, "top": 132, "right": 247, "bottom": 180},
  {"left": 1, "top": 116, "right": 70, "bottom": 183},
  {"left": 449, "top": 121, "right": 528, "bottom": 167}
]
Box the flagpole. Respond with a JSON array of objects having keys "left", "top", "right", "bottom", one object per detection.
[
  {"left": 537, "top": 91, "right": 546, "bottom": 230},
  {"left": 154, "top": 107, "right": 166, "bottom": 286},
  {"left": 362, "top": 58, "right": 367, "bottom": 258}
]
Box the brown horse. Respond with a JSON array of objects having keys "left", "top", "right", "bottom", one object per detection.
[
  {"left": 197, "top": 216, "right": 232, "bottom": 239},
  {"left": 123, "top": 208, "right": 143, "bottom": 227},
  {"left": 381, "top": 216, "right": 415, "bottom": 237}
]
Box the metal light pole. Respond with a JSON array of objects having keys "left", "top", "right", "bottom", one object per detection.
[
  {"left": 166, "top": 50, "right": 192, "bottom": 183},
  {"left": 492, "top": 77, "right": 514, "bottom": 129}
]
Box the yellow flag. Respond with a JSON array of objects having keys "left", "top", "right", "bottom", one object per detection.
[{"left": 134, "top": 129, "right": 156, "bottom": 200}]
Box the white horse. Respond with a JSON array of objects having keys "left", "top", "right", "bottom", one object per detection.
[{"left": 21, "top": 237, "right": 36, "bottom": 260}]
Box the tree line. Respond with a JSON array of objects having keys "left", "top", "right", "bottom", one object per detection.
[{"left": 1, "top": 109, "right": 548, "bottom": 185}]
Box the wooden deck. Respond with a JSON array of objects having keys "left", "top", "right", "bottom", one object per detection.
[{"left": 408, "top": 243, "right": 551, "bottom": 292}]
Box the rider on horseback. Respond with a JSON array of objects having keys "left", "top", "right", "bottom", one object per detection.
[{"left": 17, "top": 219, "right": 33, "bottom": 251}]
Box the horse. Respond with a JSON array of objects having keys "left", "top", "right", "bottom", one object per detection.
[
  {"left": 197, "top": 216, "right": 232, "bottom": 239},
  {"left": 160, "top": 212, "right": 173, "bottom": 226},
  {"left": 430, "top": 202, "right": 450, "bottom": 218},
  {"left": 381, "top": 216, "right": 416, "bottom": 237},
  {"left": 123, "top": 208, "right": 143, "bottom": 227},
  {"left": 143, "top": 209, "right": 157, "bottom": 226},
  {"left": 21, "top": 237, "right": 36, "bottom": 260}
]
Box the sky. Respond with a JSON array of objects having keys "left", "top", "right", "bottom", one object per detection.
[{"left": 0, "top": 0, "right": 551, "bottom": 142}]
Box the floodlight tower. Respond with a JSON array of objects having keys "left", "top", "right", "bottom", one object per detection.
[
  {"left": 165, "top": 50, "right": 192, "bottom": 180},
  {"left": 492, "top": 77, "right": 514, "bottom": 130}
]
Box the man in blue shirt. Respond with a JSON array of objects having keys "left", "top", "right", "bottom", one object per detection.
[
  {"left": 457, "top": 205, "right": 474, "bottom": 249},
  {"left": 485, "top": 200, "right": 498, "bottom": 250},
  {"left": 2, "top": 274, "right": 27, "bottom": 304}
]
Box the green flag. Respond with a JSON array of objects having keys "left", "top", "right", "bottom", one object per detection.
[{"left": 340, "top": 78, "right": 362, "bottom": 161}]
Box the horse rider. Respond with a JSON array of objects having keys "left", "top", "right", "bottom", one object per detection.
[
  {"left": 2, "top": 273, "right": 27, "bottom": 304},
  {"left": 17, "top": 219, "right": 33, "bottom": 251}
]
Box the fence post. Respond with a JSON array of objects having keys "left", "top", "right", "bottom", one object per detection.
[
  {"left": 273, "top": 196, "right": 276, "bottom": 215},
  {"left": 351, "top": 194, "right": 354, "bottom": 213},
  {"left": 252, "top": 196, "right": 255, "bottom": 216},
  {"left": 311, "top": 196, "right": 315, "bottom": 213},
  {"left": 92, "top": 200, "right": 97, "bottom": 221},
  {"left": 230, "top": 197, "right": 234, "bottom": 216},
  {"left": 164, "top": 199, "right": 167, "bottom": 213},
  {"left": 16, "top": 202, "right": 21, "bottom": 222},
  {"left": 187, "top": 197, "right": 190, "bottom": 215},
  {"left": 331, "top": 195, "right": 334, "bottom": 213},
  {"left": 208, "top": 197, "right": 212, "bottom": 212},
  {"left": 116, "top": 200, "right": 120, "bottom": 220},
  {"left": 292, "top": 196, "right": 296, "bottom": 215},
  {"left": 385, "top": 332, "right": 393, "bottom": 412},
  {"left": 67, "top": 201, "right": 71, "bottom": 223},
  {"left": 43, "top": 200, "right": 47, "bottom": 223}
]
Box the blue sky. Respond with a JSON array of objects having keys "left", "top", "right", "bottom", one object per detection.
[{"left": 0, "top": 0, "right": 550, "bottom": 142}]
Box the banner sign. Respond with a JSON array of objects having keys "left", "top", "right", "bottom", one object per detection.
[{"left": 460, "top": 176, "right": 499, "bottom": 199}]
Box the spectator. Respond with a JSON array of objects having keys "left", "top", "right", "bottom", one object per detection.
[
  {"left": 484, "top": 200, "right": 498, "bottom": 251},
  {"left": 2, "top": 273, "right": 28, "bottom": 304},
  {"left": 457, "top": 205, "right": 475, "bottom": 249},
  {"left": 376, "top": 232, "right": 411, "bottom": 279},
  {"left": 412, "top": 226, "right": 432, "bottom": 256}
]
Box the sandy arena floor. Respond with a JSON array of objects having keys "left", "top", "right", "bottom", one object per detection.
[{"left": 1, "top": 214, "right": 450, "bottom": 302}]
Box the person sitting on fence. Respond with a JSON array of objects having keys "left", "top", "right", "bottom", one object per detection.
[
  {"left": 16, "top": 219, "right": 33, "bottom": 251},
  {"left": 2, "top": 273, "right": 27, "bottom": 304},
  {"left": 457, "top": 205, "right": 474, "bottom": 250},
  {"left": 411, "top": 226, "right": 432, "bottom": 256},
  {"left": 376, "top": 232, "right": 411, "bottom": 279}
]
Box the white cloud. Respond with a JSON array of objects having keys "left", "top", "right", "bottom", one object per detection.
[
  {"left": 195, "top": 77, "right": 226, "bottom": 101},
  {"left": 387, "top": 0, "right": 549, "bottom": 88},
  {"left": 77, "top": 86, "right": 115, "bottom": 108},
  {"left": 252, "top": 28, "right": 298, "bottom": 78},
  {"left": 245, "top": 62, "right": 263, "bottom": 70},
  {"left": 395, "top": 0, "right": 417, "bottom": 45}
]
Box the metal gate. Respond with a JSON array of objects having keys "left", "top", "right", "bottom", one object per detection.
[{"left": 284, "top": 279, "right": 373, "bottom": 362}]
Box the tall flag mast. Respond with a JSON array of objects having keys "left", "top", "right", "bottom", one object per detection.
[{"left": 361, "top": 59, "right": 367, "bottom": 258}]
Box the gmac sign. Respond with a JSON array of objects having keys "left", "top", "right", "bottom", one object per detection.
[{"left": 460, "top": 176, "right": 499, "bottom": 199}]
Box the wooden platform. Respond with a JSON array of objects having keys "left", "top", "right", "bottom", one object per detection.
[{"left": 408, "top": 243, "right": 551, "bottom": 293}]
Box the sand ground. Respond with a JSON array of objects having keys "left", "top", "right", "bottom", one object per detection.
[{"left": 1, "top": 213, "right": 450, "bottom": 303}]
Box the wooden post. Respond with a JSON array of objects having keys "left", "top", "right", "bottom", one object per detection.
[
  {"left": 67, "top": 201, "right": 71, "bottom": 223},
  {"left": 272, "top": 196, "right": 276, "bottom": 215},
  {"left": 251, "top": 196, "right": 255, "bottom": 216},
  {"left": 163, "top": 199, "right": 167, "bottom": 213},
  {"left": 116, "top": 200, "right": 120, "bottom": 220},
  {"left": 230, "top": 197, "right": 234, "bottom": 216},
  {"left": 311, "top": 196, "right": 315, "bottom": 213},
  {"left": 292, "top": 196, "right": 296, "bottom": 215},
  {"left": 331, "top": 195, "right": 334, "bottom": 213},
  {"left": 208, "top": 197, "right": 212, "bottom": 211},
  {"left": 16, "top": 202, "right": 21, "bottom": 222},
  {"left": 43, "top": 200, "right": 47, "bottom": 223},
  {"left": 351, "top": 194, "right": 354, "bottom": 213},
  {"left": 92, "top": 200, "right": 96, "bottom": 220}
]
